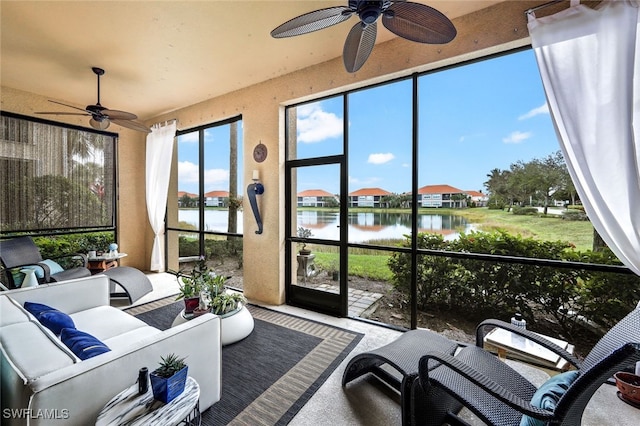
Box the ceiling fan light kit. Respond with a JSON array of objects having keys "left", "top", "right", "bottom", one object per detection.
[
  {"left": 35, "top": 67, "right": 151, "bottom": 133},
  {"left": 271, "top": 0, "right": 456, "bottom": 73}
]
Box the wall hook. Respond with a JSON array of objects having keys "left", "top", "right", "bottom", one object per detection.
[{"left": 247, "top": 170, "right": 264, "bottom": 234}]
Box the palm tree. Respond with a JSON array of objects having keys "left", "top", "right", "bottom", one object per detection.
[{"left": 227, "top": 121, "right": 238, "bottom": 235}]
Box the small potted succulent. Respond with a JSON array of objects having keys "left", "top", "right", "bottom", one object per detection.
[{"left": 150, "top": 353, "right": 188, "bottom": 404}]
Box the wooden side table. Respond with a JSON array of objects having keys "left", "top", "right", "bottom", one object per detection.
[
  {"left": 96, "top": 376, "right": 200, "bottom": 426},
  {"left": 88, "top": 253, "right": 127, "bottom": 274}
]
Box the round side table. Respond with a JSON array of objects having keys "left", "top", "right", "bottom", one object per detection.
[{"left": 96, "top": 376, "right": 200, "bottom": 426}]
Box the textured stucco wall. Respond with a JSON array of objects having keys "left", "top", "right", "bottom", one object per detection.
[{"left": 2, "top": 1, "right": 539, "bottom": 305}]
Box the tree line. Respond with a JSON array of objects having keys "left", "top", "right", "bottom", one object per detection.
[{"left": 483, "top": 150, "right": 578, "bottom": 214}]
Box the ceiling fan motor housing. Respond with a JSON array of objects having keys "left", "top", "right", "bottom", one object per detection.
[{"left": 351, "top": 0, "right": 391, "bottom": 24}]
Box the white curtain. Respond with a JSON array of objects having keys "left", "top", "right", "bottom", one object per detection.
[
  {"left": 146, "top": 121, "right": 177, "bottom": 272},
  {"left": 528, "top": 0, "right": 640, "bottom": 275}
]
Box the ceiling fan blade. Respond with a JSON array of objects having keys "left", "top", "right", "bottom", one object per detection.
[
  {"left": 102, "top": 109, "right": 137, "bottom": 120},
  {"left": 35, "top": 111, "right": 90, "bottom": 116},
  {"left": 382, "top": 1, "right": 456, "bottom": 44},
  {"left": 111, "top": 118, "right": 151, "bottom": 133},
  {"left": 343, "top": 22, "right": 377, "bottom": 73},
  {"left": 47, "top": 99, "right": 92, "bottom": 114},
  {"left": 271, "top": 6, "right": 353, "bottom": 38}
]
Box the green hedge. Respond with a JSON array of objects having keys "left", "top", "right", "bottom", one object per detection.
[
  {"left": 34, "top": 232, "right": 115, "bottom": 268},
  {"left": 388, "top": 231, "right": 640, "bottom": 338}
]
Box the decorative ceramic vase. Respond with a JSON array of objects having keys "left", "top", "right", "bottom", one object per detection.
[
  {"left": 20, "top": 268, "right": 38, "bottom": 288},
  {"left": 150, "top": 366, "right": 188, "bottom": 404}
]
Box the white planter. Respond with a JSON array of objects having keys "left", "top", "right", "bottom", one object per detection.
[
  {"left": 172, "top": 302, "right": 254, "bottom": 346},
  {"left": 220, "top": 303, "right": 254, "bottom": 346}
]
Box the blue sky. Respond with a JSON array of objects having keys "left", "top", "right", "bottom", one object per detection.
[
  {"left": 295, "top": 48, "right": 561, "bottom": 195},
  {"left": 177, "top": 123, "right": 244, "bottom": 195},
  {"left": 177, "top": 49, "right": 560, "bottom": 197}
]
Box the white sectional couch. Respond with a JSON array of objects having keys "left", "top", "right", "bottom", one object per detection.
[{"left": 0, "top": 275, "right": 221, "bottom": 425}]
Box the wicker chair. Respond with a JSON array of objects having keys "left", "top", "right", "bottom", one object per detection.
[
  {"left": 417, "top": 308, "right": 640, "bottom": 426},
  {"left": 342, "top": 328, "right": 461, "bottom": 425},
  {"left": 0, "top": 236, "right": 90, "bottom": 288}
]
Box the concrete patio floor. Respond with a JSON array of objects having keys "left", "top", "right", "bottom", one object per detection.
[{"left": 117, "top": 272, "right": 640, "bottom": 425}]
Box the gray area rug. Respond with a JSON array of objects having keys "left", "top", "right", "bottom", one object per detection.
[{"left": 127, "top": 298, "right": 364, "bottom": 425}]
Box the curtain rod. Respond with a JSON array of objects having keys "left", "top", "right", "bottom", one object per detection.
[{"left": 525, "top": 0, "right": 565, "bottom": 17}]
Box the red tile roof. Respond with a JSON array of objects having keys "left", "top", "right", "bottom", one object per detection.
[
  {"left": 298, "top": 189, "right": 335, "bottom": 197},
  {"left": 418, "top": 184, "right": 464, "bottom": 194},
  {"left": 349, "top": 187, "right": 392, "bottom": 196},
  {"left": 204, "top": 190, "right": 229, "bottom": 197},
  {"left": 465, "top": 190, "right": 486, "bottom": 198},
  {"left": 178, "top": 191, "right": 198, "bottom": 198}
]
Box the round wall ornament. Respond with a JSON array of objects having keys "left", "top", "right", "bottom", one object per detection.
[{"left": 253, "top": 143, "right": 267, "bottom": 163}]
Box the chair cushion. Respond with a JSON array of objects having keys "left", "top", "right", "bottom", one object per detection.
[
  {"left": 60, "top": 328, "right": 111, "bottom": 360},
  {"left": 520, "top": 370, "right": 580, "bottom": 426},
  {"left": 23, "top": 259, "right": 65, "bottom": 279},
  {"left": 24, "top": 301, "right": 76, "bottom": 335}
]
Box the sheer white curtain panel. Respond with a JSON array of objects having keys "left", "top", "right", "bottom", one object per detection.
[
  {"left": 528, "top": 0, "right": 640, "bottom": 275},
  {"left": 146, "top": 121, "right": 177, "bottom": 271}
]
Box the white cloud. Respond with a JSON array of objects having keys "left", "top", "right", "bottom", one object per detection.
[
  {"left": 349, "top": 175, "right": 381, "bottom": 186},
  {"left": 502, "top": 131, "right": 532, "bottom": 144},
  {"left": 179, "top": 161, "right": 229, "bottom": 187},
  {"left": 518, "top": 103, "right": 549, "bottom": 120},
  {"left": 204, "top": 168, "right": 229, "bottom": 187},
  {"left": 178, "top": 161, "right": 199, "bottom": 183},
  {"left": 401, "top": 163, "right": 410, "bottom": 168},
  {"left": 297, "top": 103, "right": 343, "bottom": 143},
  {"left": 178, "top": 132, "right": 199, "bottom": 143},
  {"left": 368, "top": 152, "right": 395, "bottom": 164}
]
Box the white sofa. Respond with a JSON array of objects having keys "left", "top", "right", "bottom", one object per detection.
[{"left": 0, "top": 275, "right": 221, "bottom": 425}]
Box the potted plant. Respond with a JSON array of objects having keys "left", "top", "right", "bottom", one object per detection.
[
  {"left": 170, "top": 261, "right": 207, "bottom": 315},
  {"left": 327, "top": 259, "right": 339, "bottom": 281},
  {"left": 172, "top": 257, "right": 247, "bottom": 318},
  {"left": 173, "top": 273, "right": 202, "bottom": 315},
  {"left": 297, "top": 227, "right": 313, "bottom": 255},
  {"left": 201, "top": 266, "right": 246, "bottom": 317},
  {"left": 150, "top": 353, "right": 188, "bottom": 404}
]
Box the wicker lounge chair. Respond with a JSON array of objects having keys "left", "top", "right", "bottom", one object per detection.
[
  {"left": 417, "top": 308, "right": 640, "bottom": 426},
  {"left": 0, "top": 236, "right": 90, "bottom": 288},
  {"left": 342, "top": 328, "right": 461, "bottom": 425},
  {"left": 344, "top": 307, "right": 640, "bottom": 426}
]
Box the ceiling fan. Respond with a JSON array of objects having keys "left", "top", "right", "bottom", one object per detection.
[
  {"left": 36, "top": 67, "right": 151, "bottom": 133},
  {"left": 271, "top": 0, "right": 457, "bottom": 73}
]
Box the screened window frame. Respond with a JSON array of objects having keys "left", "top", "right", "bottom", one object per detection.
[
  {"left": 167, "top": 115, "right": 244, "bottom": 260},
  {"left": 284, "top": 47, "right": 634, "bottom": 327},
  {"left": 0, "top": 110, "right": 119, "bottom": 238}
]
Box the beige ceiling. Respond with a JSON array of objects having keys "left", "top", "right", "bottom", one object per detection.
[{"left": 1, "top": 0, "right": 504, "bottom": 121}]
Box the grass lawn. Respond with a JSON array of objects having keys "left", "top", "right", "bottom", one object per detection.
[
  {"left": 307, "top": 207, "right": 595, "bottom": 279},
  {"left": 452, "top": 208, "right": 594, "bottom": 251}
]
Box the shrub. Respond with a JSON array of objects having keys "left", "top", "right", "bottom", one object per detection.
[
  {"left": 512, "top": 206, "right": 539, "bottom": 216},
  {"left": 562, "top": 209, "right": 588, "bottom": 221},
  {"left": 34, "top": 232, "right": 115, "bottom": 267},
  {"left": 388, "top": 230, "right": 640, "bottom": 339}
]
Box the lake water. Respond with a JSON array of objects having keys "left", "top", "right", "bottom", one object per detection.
[{"left": 179, "top": 209, "right": 474, "bottom": 242}]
